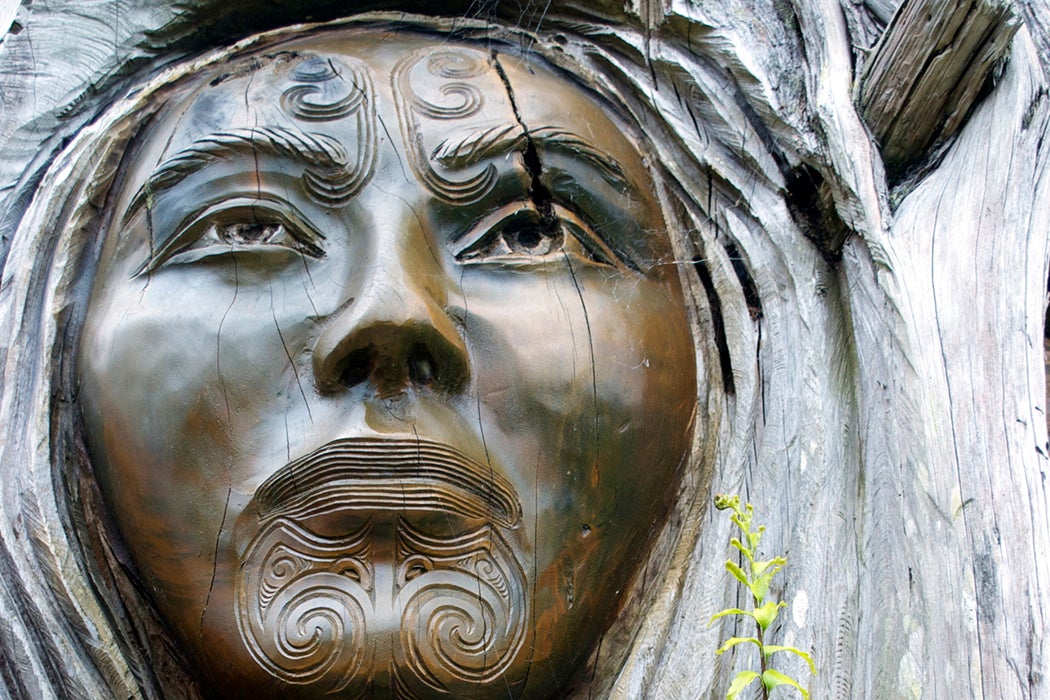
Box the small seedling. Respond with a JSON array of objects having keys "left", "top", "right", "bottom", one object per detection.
[{"left": 709, "top": 494, "right": 816, "bottom": 699}]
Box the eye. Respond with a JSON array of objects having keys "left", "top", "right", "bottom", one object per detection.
[
  {"left": 215, "top": 221, "right": 288, "bottom": 245},
  {"left": 193, "top": 219, "right": 326, "bottom": 258},
  {"left": 137, "top": 199, "right": 325, "bottom": 275},
  {"left": 455, "top": 204, "right": 621, "bottom": 267},
  {"left": 466, "top": 214, "right": 564, "bottom": 259}
]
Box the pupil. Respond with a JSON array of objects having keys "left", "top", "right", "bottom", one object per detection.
[{"left": 514, "top": 227, "right": 543, "bottom": 249}]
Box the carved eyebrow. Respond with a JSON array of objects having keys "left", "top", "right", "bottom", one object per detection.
[
  {"left": 124, "top": 127, "right": 354, "bottom": 222},
  {"left": 431, "top": 125, "right": 628, "bottom": 190}
]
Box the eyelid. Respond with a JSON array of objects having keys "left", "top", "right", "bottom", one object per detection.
[
  {"left": 452, "top": 202, "right": 533, "bottom": 256},
  {"left": 555, "top": 207, "right": 623, "bottom": 268},
  {"left": 134, "top": 195, "right": 324, "bottom": 275},
  {"left": 454, "top": 201, "right": 625, "bottom": 269}
]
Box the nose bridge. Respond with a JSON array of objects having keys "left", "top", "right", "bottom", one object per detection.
[
  {"left": 312, "top": 202, "right": 469, "bottom": 395},
  {"left": 368, "top": 207, "right": 447, "bottom": 323}
]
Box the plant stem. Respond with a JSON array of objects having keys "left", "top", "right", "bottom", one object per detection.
[{"left": 758, "top": 625, "right": 768, "bottom": 700}]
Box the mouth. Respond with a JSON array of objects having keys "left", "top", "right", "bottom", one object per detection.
[{"left": 238, "top": 436, "right": 522, "bottom": 541}]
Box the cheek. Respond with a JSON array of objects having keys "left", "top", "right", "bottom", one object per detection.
[
  {"left": 458, "top": 266, "right": 695, "bottom": 527},
  {"left": 461, "top": 267, "right": 692, "bottom": 453},
  {"left": 460, "top": 269, "right": 674, "bottom": 407},
  {"left": 77, "top": 275, "right": 310, "bottom": 604},
  {"left": 82, "top": 281, "right": 234, "bottom": 476},
  {"left": 457, "top": 267, "right": 695, "bottom": 666}
]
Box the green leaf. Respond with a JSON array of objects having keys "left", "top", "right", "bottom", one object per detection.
[
  {"left": 713, "top": 494, "right": 739, "bottom": 511},
  {"left": 727, "top": 671, "right": 761, "bottom": 700},
  {"left": 730, "top": 537, "right": 754, "bottom": 560},
  {"left": 752, "top": 601, "right": 784, "bottom": 630},
  {"left": 761, "top": 669, "right": 810, "bottom": 698},
  {"left": 725, "top": 559, "right": 750, "bottom": 588},
  {"left": 708, "top": 608, "right": 755, "bottom": 626},
  {"left": 751, "top": 572, "right": 780, "bottom": 601},
  {"left": 751, "top": 576, "right": 769, "bottom": 602},
  {"left": 752, "top": 556, "right": 787, "bottom": 577},
  {"left": 715, "top": 637, "right": 762, "bottom": 655},
  {"left": 764, "top": 646, "right": 817, "bottom": 676},
  {"left": 748, "top": 534, "right": 762, "bottom": 551}
]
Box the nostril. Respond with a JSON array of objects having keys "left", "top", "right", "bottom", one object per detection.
[
  {"left": 315, "top": 319, "right": 468, "bottom": 395},
  {"left": 337, "top": 345, "right": 376, "bottom": 388},
  {"left": 406, "top": 344, "right": 437, "bottom": 387}
]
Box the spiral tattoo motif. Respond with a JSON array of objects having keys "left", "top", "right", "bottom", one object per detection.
[
  {"left": 236, "top": 515, "right": 526, "bottom": 697},
  {"left": 392, "top": 48, "right": 499, "bottom": 204},
  {"left": 279, "top": 55, "right": 377, "bottom": 204},
  {"left": 237, "top": 518, "right": 374, "bottom": 695},
  {"left": 395, "top": 522, "right": 526, "bottom": 693}
]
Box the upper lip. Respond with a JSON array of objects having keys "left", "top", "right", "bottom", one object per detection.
[{"left": 240, "top": 435, "right": 522, "bottom": 531}]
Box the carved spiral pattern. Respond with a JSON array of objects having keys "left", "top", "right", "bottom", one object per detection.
[
  {"left": 235, "top": 513, "right": 525, "bottom": 696},
  {"left": 282, "top": 84, "right": 365, "bottom": 121},
  {"left": 394, "top": 522, "right": 526, "bottom": 691},
  {"left": 267, "top": 572, "right": 369, "bottom": 685},
  {"left": 237, "top": 518, "right": 373, "bottom": 694},
  {"left": 392, "top": 48, "right": 497, "bottom": 203},
  {"left": 427, "top": 50, "right": 488, "bottom": 80},
  {"left": 282, "top": 56, "right": 367, "bottom": 121},
  {"left": 291, "top": 57, "right": 340, "bottom": 82},
  {"left": 413, "top": 83, "right": 483, "bottom": 120},
  {"left": 279, "top": 55, "right": 377, "bottom": 204}
]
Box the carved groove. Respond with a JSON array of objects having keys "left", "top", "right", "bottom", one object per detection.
[
  {"left": 250, "top": 437, "right": 522, "bottom": 529},
  {"left": 392, "top": 48, "right": 497, "bottom": 204},
  {"left": 125, "top": 127, "right": 368, "bottom": 219},
  {"left": 433, "top": 125, "right": 627, "bottom": 190},
  {"left": 237, "top": 518, "right": 374, "bottom": 695},
  {"left": 280, "top": 55, "right": 377, "bottom": 203},
  {"left": 395, "top": 521, "right": 526, "bottom": 690},
  {"left": 236, "top": 516, "right": 526, "bottom": 696},
  {"left": 282, "top": 85, "right": 365, "bottom": 121}
]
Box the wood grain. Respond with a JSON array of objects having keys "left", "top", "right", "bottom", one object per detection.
[{"left": 859, "top": 0, "right": 1020, "bottom": 180}]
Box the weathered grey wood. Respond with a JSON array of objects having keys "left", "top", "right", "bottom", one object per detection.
[
  {"left": 890, "top": 36, "right": 1050, "bottom": 696},
  {"left": 849, "top": 32, "right": 1050, "bottom": 698},
  {"left": 864, "top": 0, "right": 901, "bottom": 25},
  {"left": 859, "top": 0, "right": 1020, "bottom": 179},
  {"left": 1018, "top": 0, "right": 1050, "bottom": 81},
  {"left": 841, "top": 0, "right": 893, "bottom": 67}
]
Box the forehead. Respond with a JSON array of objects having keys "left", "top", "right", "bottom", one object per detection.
[{"left": 146, "top": 31, "right": 651, "bottom": 186}]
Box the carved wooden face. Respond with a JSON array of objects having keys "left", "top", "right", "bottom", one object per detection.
[{"left": 79, "top": 30, "right": 696, "bottom": 698}]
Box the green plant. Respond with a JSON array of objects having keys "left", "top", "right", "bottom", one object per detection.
[{"left": 709, "top": 494, "right": 816, "bottom": 699}]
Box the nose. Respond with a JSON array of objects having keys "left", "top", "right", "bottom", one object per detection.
[{"left": 311, "top": 218, "right": 470, "bottom": 397}]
